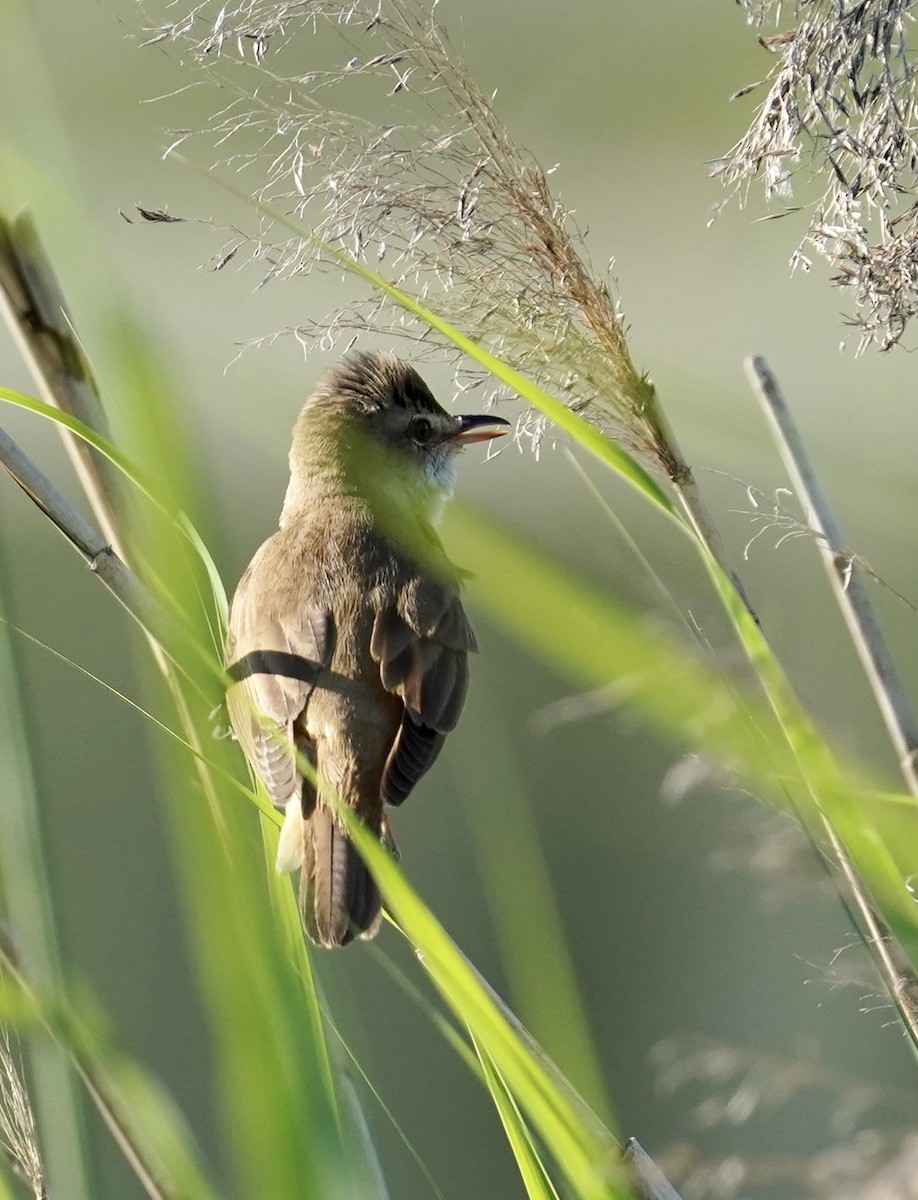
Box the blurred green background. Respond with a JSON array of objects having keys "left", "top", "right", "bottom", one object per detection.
[{"left": 2, "top": 1, "right": 918, "bottom": 1197}]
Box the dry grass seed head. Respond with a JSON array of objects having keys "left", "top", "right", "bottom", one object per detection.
[
  {"left": 140, "top": 0, "right": 677, "bottom": 475},
  {"left": 0, "top": 1025, "right": 44, "bottom": 1198},
  {"left": 720, "top": 0, "right": 918, "bottom": 352}
]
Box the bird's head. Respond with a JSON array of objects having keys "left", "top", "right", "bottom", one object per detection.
[{"left": 285, "top": 351, "right": 510, "bottom": 523}]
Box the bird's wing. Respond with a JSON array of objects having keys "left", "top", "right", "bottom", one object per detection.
[
  {"left": 371, "top": 570, "right": 476, "bottom": 806},
  {"left": 225, "top": 561, "right": 334, "bottom": 807}
]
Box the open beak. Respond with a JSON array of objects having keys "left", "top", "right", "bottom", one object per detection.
[{"left": 452, "top": 413, "right": 512, "bottom": 445}]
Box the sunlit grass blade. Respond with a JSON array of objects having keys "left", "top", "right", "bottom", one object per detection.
[
  {"left": 337, "top": 813, "right": 628, "bottom": 1200},
  {"left": 696, "top": 538, "right": 918, "bottom": 979},
  {"left": 0, "top": 385, "right": 226, "bottom": 629},
  {"left": 457, "top": 697, "right": 614, "bottom": 1125},
  {"left": 102, "top": 324, "right": 368, "bottom": 1197},
  {"left": 472, "top": 1032, "right": 561, "bottom": 1200},
  {"left": 442, "top": 502, "right": 918, "bottom": 944}
]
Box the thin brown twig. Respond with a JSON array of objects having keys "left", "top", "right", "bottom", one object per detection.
[
  {"left": 745, "top": 354, "right": 918, "bottom": 1048},
  {"left": 747, "top": 355, "right": 918, "bottom": 790},
  {"left": 0, "top": 426, "right": 172, "bottom": 643},
  {"left": 0, "top": 214, "right": 124, "bottom": 551},
  {"left": 0, "top": 216, "right": 232, "bottom": 1199}
]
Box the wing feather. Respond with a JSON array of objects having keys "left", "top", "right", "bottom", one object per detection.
[
  {"left": 372, "top": 574, "right": 475, "bottom": 807},
  {"left": 225, "top": 559, "right": 334, "bottom": 808}
]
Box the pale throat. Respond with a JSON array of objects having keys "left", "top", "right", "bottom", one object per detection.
[
  {"left": 422, "top": 452, "right": 457, "bottom": 526},
  {"left": 279, "top": 424, "right": 458, "bottom": 528},
  {"left": 380, "top": 450, "right": 456, "bottom": 529}
]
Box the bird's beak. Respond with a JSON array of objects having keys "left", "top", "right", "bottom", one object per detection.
[{"left": 451, "top": 414, "right": 512, "bottom": 444}]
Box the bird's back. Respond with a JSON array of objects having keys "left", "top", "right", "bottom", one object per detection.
[{"left": 226, "top": 498, "right": 450, "bottom": 945}]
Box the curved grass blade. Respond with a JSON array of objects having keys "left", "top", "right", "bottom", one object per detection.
[
  {"left": 0, "top": 386, "right": 227, "bottom": 626},
  {"left": 326, "top": 1011, "right": 449, "bottom": 1200},
  {"left": 457, "top": 697, "right": 615, "bottom": 1126},
  {"left": 333, "top": 811, "right": 628, "bottom": 1200},
  {"left": 471, "top": 1032, "right": 561, "bottom": 1200},
  {"left": 445, "top": 502, "right": 918, "bottom": 938}
]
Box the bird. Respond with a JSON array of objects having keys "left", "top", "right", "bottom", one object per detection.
[{"left": 224, "top": 351, "right": 510, "bottom": 947}]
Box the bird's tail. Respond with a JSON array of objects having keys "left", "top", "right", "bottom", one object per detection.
[{"left": 300, "top": 804, "right": 382, "bottom": 948}]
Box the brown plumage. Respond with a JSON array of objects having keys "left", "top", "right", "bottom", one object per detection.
[{"left": 224, "top": 351, "right": 509, "bottom": 947}]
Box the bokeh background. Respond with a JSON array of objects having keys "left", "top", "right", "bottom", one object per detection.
[{"left": 2, "top": 1, "right": 918, "bottom": 1196}]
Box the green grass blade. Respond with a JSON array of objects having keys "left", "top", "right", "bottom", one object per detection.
[
  {"left": 0, "top": 385, "right": 227, "bottom": 628},
  {"left": 457, "top": 696, "right": 615, "bottom": 1126},
  {"left": 105, "top": 323, "right": 363, "bottom": 1198},
  {"left": 443, "top": 502, "right": 918, "bottom": 943},
  {"left": 370, "top": 936, "right": 484, "bottom": 1078},
  {"left": 471, "top": 1032, "right": 561, "bottom": 1200},
  {"left": 326, "top": 1010, "right": 448, "bottom": 1200},
  {"left": 339, "top": 815, "right": 628, "bottom": 1200}
]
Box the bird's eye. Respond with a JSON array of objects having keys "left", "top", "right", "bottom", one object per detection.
[{"left": 409, "top": 416, "right": 434, "bottom": 445}]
